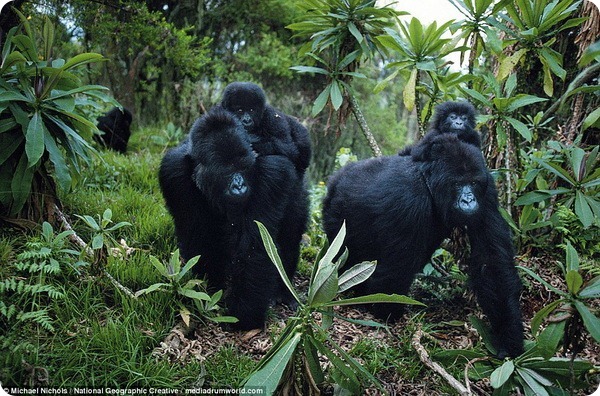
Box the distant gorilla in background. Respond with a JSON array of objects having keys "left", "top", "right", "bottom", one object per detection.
[
  {"left": 399, "top": 101, "right": 480, "bottom": 160},
  {"left": 220, "top": 82, "right": 311, "bottom": 175},
  {"left": 159, "top": 107, "right": 309, "bottom": 330},
  {"left": 95, "top": 107, "right": 133, "bottom": 153},
  {"left": 323, "top": 134, "right": 523, "bottom": 358}
]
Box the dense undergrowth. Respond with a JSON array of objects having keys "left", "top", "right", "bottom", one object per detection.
[{"left": 0, "top": 128, "right": 598, "bottom": 394}]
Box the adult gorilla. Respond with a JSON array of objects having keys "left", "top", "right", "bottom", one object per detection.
[
  {"left": 220, "top": 82, "right": 311, "bottom": 176},
  {"left": 159, "top": 107, "right": 309, "bottom": 330},
  {"left": 323, "top": 134, "right": 524, "bottom": 358}
]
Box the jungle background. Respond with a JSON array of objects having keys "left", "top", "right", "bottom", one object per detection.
[{"left": 0, "top": 0, "right": 599, "bottom": 394}]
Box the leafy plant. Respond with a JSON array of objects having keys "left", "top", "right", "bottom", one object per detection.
[
  {"left": 463, "top": 73, "right": 548, "bottom": 148},
  {"left": 435, "top": 314, "right": 595, "bottom": 395},
  {"left": 519, "top": 242, "right": 600, "bottom": 346},
  {"left": 0, "top": 222, "right": 80, "bottom": 331},
  {"left": 515, "top": 141, "right": 600, "bottom": 228},
  {"left": 288, "top": 0, "right": 404, "bottom": 156},
  {"left": 242, "top": 221, "right": 423, "bottom": 394},
  {"left": 448, "top": 0, "right": 511, "bottom": 73},
  {"left": 375, "top": 17, "right": 467, "bottom": 130},
  {"left": 489, "top": 0, "right": 586, "bottom": 96},
  {"left": 0, "top": 11, "right": 118, "bottom": 219},
  {"left": 75, "top": 208, "right": 131, "bottom": 274},
  {"left": 135, "top": 249, "right": 237, "bottom": 326}
]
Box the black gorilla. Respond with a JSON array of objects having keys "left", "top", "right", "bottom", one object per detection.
[
  {"left": 323, "top": 134, "right": 523, "bottom": 358},
  {"left": 159, "top": 107, "right": 309, "bottom": 330},
  {"left": 95, "top": 107, "right": 133, "bottom": 153},
  {"left": 220, "top": 82, "right": 311, "bottom": 175},
  {"left": 399, "top": 101, "right": 480, "bottom": 159}
]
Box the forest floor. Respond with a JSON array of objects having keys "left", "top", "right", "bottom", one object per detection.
[{"left": 1, "top": 128, "right": 598, "bottom": 394}]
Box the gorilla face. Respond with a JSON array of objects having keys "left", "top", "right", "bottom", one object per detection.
[
  {"left": 222, "top": 82, "right": 267, "bottom": 134},
  {"left": 455, "top": 184, "right": 479, "bottom": 213},
  {"left": 443, "top": 112, "right": 469, "bottom": 133}
]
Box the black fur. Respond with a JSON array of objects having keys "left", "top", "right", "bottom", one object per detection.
[
  {"left": 323, "top": 134, "right": 523, "bottom": 358},
  {"left": 159, "top": 107, "right": 309, "bottom": 330},
  {"left": 399, "top": 101, "right": 480, "bottom": 159},
  {"left": 95, "top": 107, "right": 133, "bottom": 153},
  {"left": 221, "top": 82, "right": 311, "bottom": 175}
]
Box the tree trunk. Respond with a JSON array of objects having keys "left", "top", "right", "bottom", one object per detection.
[{"left": 347, "top": 90, "right": 382, "bottom": 157}]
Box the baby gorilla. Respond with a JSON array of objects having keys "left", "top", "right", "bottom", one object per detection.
[
  {"left": 399, "top": 101, "right": 480, "bottom": 160},
  {"left": 220, "top": 82, "right": 311, "bottom": 176},
  {"left": 159, "top": 107, "right": 308, "bottom": 330},
  {"left": 323, "top": 134, "right": 524, "bottom": 358}
]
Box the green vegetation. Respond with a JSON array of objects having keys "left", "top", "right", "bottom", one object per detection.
[{"left": 1, "top": 0, "right": 599, "bottom": 394}]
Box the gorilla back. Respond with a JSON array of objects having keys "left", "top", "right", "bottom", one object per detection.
[{"left": 322, "top": 134, "right": 524, "bottom": 358}]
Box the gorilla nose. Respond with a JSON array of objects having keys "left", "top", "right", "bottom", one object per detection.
[{"left": 229, "top": 174, "right": 248, "bottom": 196}]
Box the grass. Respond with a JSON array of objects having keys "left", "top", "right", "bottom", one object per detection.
[{"left": 1, "top": 125, "right": 597, "bottom": 394}]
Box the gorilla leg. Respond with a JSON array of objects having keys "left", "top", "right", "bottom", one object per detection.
[
  {"left": 467, "top": 209, "right": 524, "bottom": 358},
  {"left": 226, "top": 155, "right": 302, "bottom": 329}
]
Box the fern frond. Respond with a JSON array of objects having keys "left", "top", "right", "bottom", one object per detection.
[{"left": 18, "top": 310, "right": 55, "bottom": 332}]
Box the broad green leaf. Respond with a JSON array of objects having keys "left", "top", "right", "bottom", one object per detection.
[
  {"left": 92, "top": 234, "right": 104, "bottom": 250},
  {"left": 490, "top": 360, "right": 514, "bottom": 389},
  {"left": 256, "top": 221, "right": 301, "bottom": 305},
  {"left": 516, "top": 368, "right": 550, "bottom": 396},
  {"left": 61, "top": 53, "right": 104, "bottom": 70},
  {"left": 470, "top": 315, "right": 497, "bottom": 355},
  {"left": 506, "top": 95, "right": 548, "bottom": 112},
  {"left": 10, "top": 152, "right": 34, "bottom": 215},
  {"left": 149, "top": 256, "right": 169, "bottom": 278},
  {"left": 582, "top": 107, "right": 600, "bottom": 131},
  {"left": 312, "top": 85, "right": 331, "bottom": 116},
  {"left": 518, "top": 266, "right": 568, "bottom": 297},
  {"left": 177, "top": 255, "right": 200, "bottom": 282},
  {"left": 323, "top": 293, "right": 424, "bottom": 307},
  {"left": 574, "top": 191, "right": 594, "bottom": 228},
  {"left": 347, "top": 21, "right": 363, "bottom": 43},
  {"left": 506, "top": 116, "right": 532, "bottom": 142},
  {"left": 403, "top": 69, "right": 417, "bottom": 111},
  {"left": 565, "top": 241, "right": 579, "bottom": 273},
  {"left": 498, "top": 48, "right": 527, "bottom": 80},
  {"left": 515, "top": 191, "right": 552, "bottom": 205},
  {"left": 25, "top": 112, "right": 45, "bottom": 168},
  {"left": 208, "top": 315, "right": 239, "bottom": 323},
  {"left": 42, "top": 16, "right": 55, "bottom": 60},
  {"left": 533, "top": 158, "right": 576, "bottom": 185},
  {"left": 570, "top": 147, "right": 586, "bottom": 182},
  {"left": 179, "top": 289, "right": 211, "bottom": 301},
  {"left": 134, "top": 283, "right": 169, "bottom": 297},
  {"left": 530, "top": 300, "right": 562, "bottom": 335},
  {"left": 44, "top": 129, "right": 71, "bottom": 192},
  {"left": 0, "top": 91, "right": 29, "bottom": 103},
  {"left": 536, "top": 320, "right": 566, "bottom": 359},
  {"left": 304, "top": 335, "right": 325, "bottom": 384},
  {"left": 338, "top": 261, "right": 376, "bottom": 293},
  {"left": 579, "top": 276, "right": 600, "bottom": 299},
  {"left": 289, "top": 65, "right": 329, "bottom": 75},
  {"left": 243, "top": 332, "right": 301, "bottom": 393},
  {"left": 573, "top": 300, "right": 600, "bottom": 343},
  {"left": 330, "top": 80, "right": 343, "bottom": 111}
]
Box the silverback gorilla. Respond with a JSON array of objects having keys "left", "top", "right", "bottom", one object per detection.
[
  {"left": 159, "top": 107, "right": 309, "bottom": 330},
  {"left": 220, "top": 82, "right": 311, "bottom": 175},
  {"left": 323, "top": 134, "right": 524, "bottom": 358},
  {"left": 95, "top": 107, "right": 133, "bottom": 153},
  {"left": 399, "top": 101, "right": 480, "bottom": 160}
]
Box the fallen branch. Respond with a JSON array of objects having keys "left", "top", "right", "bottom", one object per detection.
[{"left": 411, "top": 325, "right": 471, "bottom": 396}]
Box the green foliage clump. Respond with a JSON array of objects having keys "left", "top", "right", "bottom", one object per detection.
[
  {"left": 0, "top": 222, "right": 80, "bottom": 332},
  {"left": 243, "top": 221, "right": 423, "bottom": 394},
  {"left": 0, "top": 12, "right": 117, "bottom": 218}
]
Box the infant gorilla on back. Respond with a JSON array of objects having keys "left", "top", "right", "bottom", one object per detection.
[{"left": 220, "top": 82, "right": 311, "bottom": 176}]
